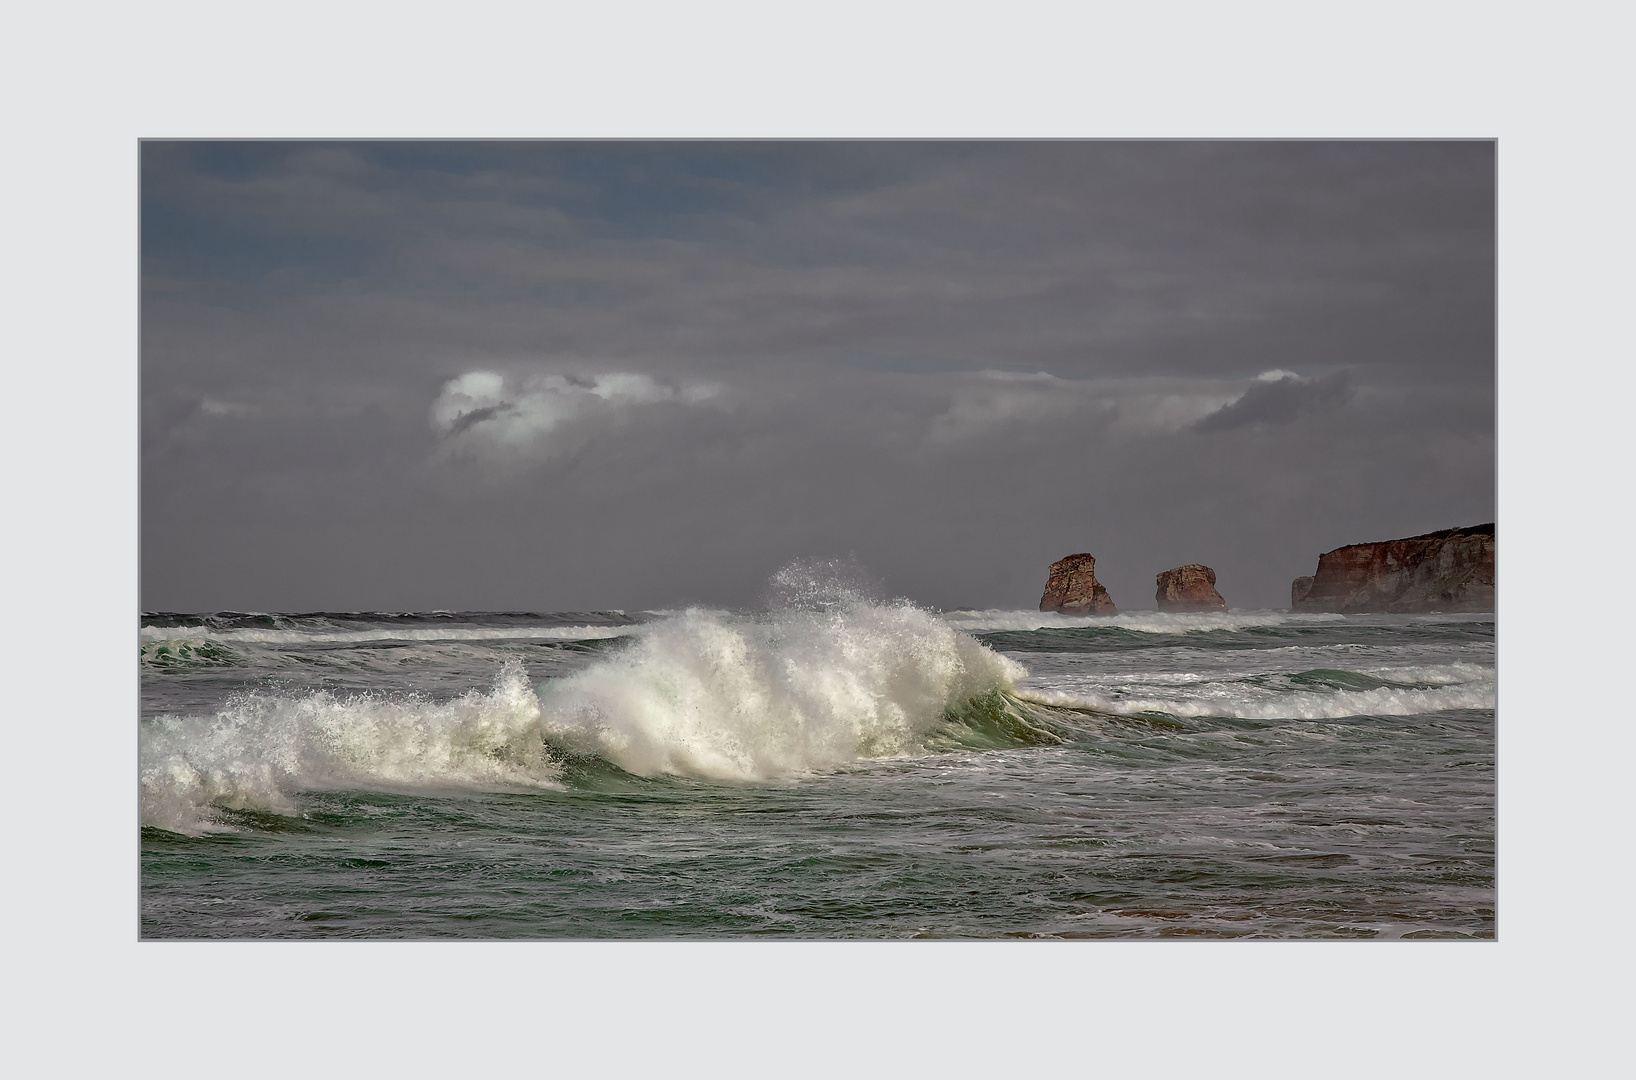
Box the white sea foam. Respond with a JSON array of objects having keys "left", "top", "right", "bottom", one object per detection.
[
  {"left": 537, "top": 602, "right": 1027, "bottom": 781},
  {"left": 938, "top": 609, "right": 1347, "bottom": 634},
  {"left": 140, "top": 662, "right": 558, "bottom": 834},
  {"left": 140, "top": 600, "right": 1030, "bottom": 830},
  {"left": 1357, "top": 662, "right": 1495, "bottom": 687},
  {"left": 139, "top": 624, "right": 636, "bottom": 646}
]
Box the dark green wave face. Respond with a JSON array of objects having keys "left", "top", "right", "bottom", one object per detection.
[
  {"left": 140, "top": 607, "right": 1494, "bottom": 939},
  {"left": 140, "top": 638, "right": 243, "bottom": 670}
]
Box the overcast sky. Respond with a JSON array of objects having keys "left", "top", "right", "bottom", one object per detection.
[{"left": 141, "top": 141, "right": 1493, "bottom": 613}]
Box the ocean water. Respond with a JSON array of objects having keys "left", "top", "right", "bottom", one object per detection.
[{"left": 139, "top": 584, "right": 1496, "bottom": 939}]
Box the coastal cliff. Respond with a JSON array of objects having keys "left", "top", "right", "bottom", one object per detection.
[
  {"left": 1040, "top": 553, "right": 1118, "bottom": 615},
  {"left": 1291, "top": 524, "right": 1495, "bottom": 613},
  {"left": 1156, "top": 565, "right": 1227, "bottom": 612}
]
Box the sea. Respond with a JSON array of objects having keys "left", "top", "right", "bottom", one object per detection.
[{"left": 139, "top": 571, "right": 1496, "bottom": 940}]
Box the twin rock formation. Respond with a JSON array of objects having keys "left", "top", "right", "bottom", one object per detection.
[
  {"left": 1039, "top": 523, "right": 1495, "bottom": 617},
  {"left": 1039, "top": 554, "right": 1225, "bottom": 615}
]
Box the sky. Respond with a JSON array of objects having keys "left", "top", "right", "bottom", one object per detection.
[{"left": 141, "top": 141, "right": 1494, "bottom": 613}]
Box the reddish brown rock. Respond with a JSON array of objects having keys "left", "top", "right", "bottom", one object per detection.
[
  {"left": 1290, "top": 523, "right": 1495, "bottom": 614},
  {"left": 1039, "top": 553, "right": 1118, "bottom": 615},
  {"left": 1156, "top": 564, "right": 1227, "bottom": 612},
  {"left": 1291, "top": 575, "right": 1316, "bottom": 607}
]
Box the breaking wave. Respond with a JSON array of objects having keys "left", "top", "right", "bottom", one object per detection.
[
  {"left": 537, "top": 601, "right": 1026, "bottom": 780},
  {"left": 140, "top": 598, "right": 1032, "bottom": 833},
  {"left": 140, "top": 662, "right": 557, "bottom": 834}
]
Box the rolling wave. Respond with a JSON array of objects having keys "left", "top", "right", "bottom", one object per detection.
[
  {"left": 140, "top": 638, "right": 243, "bottom": 670},
  {"left": 140, "top": 662, "right": 558, "bottom": 834},
  {"left": 536, "top": 602, "right": 1025, "bottom": 780},
  {"left": 140, "top": 600, "right": 1031, "bottom": 832}
]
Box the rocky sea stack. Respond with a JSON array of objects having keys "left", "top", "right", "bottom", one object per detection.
[
  {"left": 1156, "top": 564, "right": 1227, "bottom": 612},
  {"left": 1039, "top": 553, "right": 1118, "bottom": 615},
  {"left": 1291, "top": 523, "right": 1495, "bottom": 614}
]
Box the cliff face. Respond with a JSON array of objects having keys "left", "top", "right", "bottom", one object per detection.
[
  {"left": 1291, "top": 524, "right": 1495, "bottom": 613},
  {"left": 1039, "top": 553, "right": 1118, "bottom": 615},
  {"left": 1156, "top": 564, "right": 1227, "bottom": 612}
]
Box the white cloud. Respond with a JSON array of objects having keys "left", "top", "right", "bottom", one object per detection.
[{"left": 430, "top": 369, "right": 722, "bottom": 459}]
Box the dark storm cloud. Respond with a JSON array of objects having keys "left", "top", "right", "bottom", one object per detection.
[
  {"left": 142, "top": 142, "right": 1492, "bottom": 378},
  {"left": 141, "top": 142, "right": 1494, "bottom": 612}
]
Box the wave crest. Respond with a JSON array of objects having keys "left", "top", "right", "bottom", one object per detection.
[
  {"left": 140, "top": 662, "right": 556, "bottom": 834},
  {"left": 538, "top": 603, "right": 1028, "bottom": 780},
  {"left": 140, "top": 599, "right": 1033, "bottom": 832}
]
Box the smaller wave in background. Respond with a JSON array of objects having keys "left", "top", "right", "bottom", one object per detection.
[
  {"left": 939, "top": 609, "right": 1348, "bottom": 634},
  {"left": 139, "top": 624, "right": 639, "bottom": 646},
  {"left": 140, "top": 638, "right": 244, "bottom": 671},
  {"left": 1023, "top": 661, "right": 1494, "bottom": 721},
  {"left": 141, "top": 610, "right": 641, "bottom": 628}
]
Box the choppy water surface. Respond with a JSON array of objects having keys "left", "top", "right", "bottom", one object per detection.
[{"left": 140, "top": 601, "right": 1495, "bottom": 939}]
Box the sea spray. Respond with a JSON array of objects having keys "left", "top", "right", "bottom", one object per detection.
[
  {"left": 537, "top": 600, "right": 1028, "bottom": 780},
  {"left": 139, "top": 592, "right": 1034, "bottom": 829},
  {"left": 140, "top": 661, "right": 556, "bottom": 833}
]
